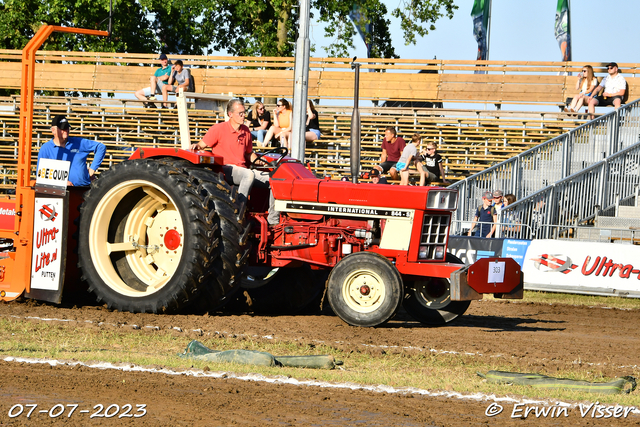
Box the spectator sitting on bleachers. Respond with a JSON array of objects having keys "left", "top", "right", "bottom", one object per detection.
[
  {"left": 587, "top": 62, "right": 626, "bottom": 119},
  {"left": 246, "top": 101, "right": 272, "bottom": 147},
  {"left": 419, "top": 141, "right": 450, "bottom": 185},
  {"left": 371, "top": 126, "right": 406, "bottom": 180},
  {"left": 161, "top": 60, "right": 194, "bottom": 109},
  {"left": 134, "top": 53, "right": 171, "bottom": 108},
  {"left": 263, "top": 99, "right": 292, "bottom": 149},
  {"left": 305, "top": 100, "right": 321, "bottom": 142},
  {"left": 396, "top": 134, "right": 427, "bottom": 186},
  {"left": 565, "top": 65, "right": 598, "bottom": 113}
]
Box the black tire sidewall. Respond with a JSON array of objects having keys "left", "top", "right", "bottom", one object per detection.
[{"left": 403, "top": 253, "right": 471, "bottom": 325}]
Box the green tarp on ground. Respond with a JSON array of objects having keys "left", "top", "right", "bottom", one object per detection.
[
  {"left": 179, "top": 340, "right": 342, "bottom": 370},
  {"left": 479, "top": 370, "right": 637, "bottom": 394}
]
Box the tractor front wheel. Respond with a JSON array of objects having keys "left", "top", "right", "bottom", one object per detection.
[
  {"left": 403, "top": 254, "right": 471, "bottom": 325},
  {"left": 327, "top": 252, "right": 403, "bottom": 327}
]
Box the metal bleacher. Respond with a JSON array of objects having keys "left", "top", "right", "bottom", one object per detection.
[{"left": 449, "top": 99, "right": 640, "bottom": 242}]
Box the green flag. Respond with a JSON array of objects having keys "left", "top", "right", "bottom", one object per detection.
[
  {"left": 471, "top": 0, "right": 490, "bottom": 61},
  {"left": 554, "top": 0, "right": 571, "bottom": 61}
]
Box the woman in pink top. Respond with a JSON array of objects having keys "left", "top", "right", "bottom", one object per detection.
[{"left": 264, "top": 99, "right": 292, "bottom": 149}]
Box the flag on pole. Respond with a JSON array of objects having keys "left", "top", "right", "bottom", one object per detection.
[
  {"left": 471, "top": 0, "right": 490, "bottom": 61},
  {"left": 554, "top": 0, "right": 571, "bottom": 61},
  {"left": 349, "top": 5, "right": 372, "bottom": 59}
]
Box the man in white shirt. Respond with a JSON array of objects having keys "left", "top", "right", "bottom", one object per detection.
[{"left": 587, "top": 62, "right": 626, "bottom": 119}]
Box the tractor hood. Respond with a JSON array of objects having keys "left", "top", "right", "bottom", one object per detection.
[{"left": 271, "top": 162, "right": 458, "bottom": 212}]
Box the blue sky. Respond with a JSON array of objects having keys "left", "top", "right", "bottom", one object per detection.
[{"left": 311, "top": 0, "right": 639, "bottom": 65}]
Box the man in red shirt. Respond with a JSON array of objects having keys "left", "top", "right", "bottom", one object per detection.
[
  {"left": 371, "top": 126, "right": 406, "bottom": 180},
  {"left": 191, "top": 99, "right": 279, "bottom": 224}
]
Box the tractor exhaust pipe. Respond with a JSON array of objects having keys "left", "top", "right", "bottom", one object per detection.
[{"left": 350, "top": 58, "right": 361, "bottom": 184}]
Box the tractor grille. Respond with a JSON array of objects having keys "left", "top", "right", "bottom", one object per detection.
[{"left": 420, "top": 214, "right": 450, "bottom": 259}]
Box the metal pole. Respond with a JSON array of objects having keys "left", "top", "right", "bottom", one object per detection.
[
  {"left": 350, "top": 59, "right": 361, "bottom": 183},
  {"left": 290, "top": 0, "right": 311, "bottom": 162}
]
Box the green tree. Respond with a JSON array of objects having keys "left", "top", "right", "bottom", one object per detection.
[
  {"left": 0, "top": 0, "right": 155, "bottom": 53},
  {"left": 0, "top": 0, "right": 456, "bottom": 58},
  {"left": 200, "top": 0, "right": 457, "bottom": 59}
]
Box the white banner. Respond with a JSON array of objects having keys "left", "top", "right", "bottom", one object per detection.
[
  {"left": 30, "top": 197, "right": 65, "bottom": 290},
  {"left": 36, "top": 158, "right": 70, "bottom": 188},
  {"left": 523, "top": 240, "right": 640, "bottom": 297}
]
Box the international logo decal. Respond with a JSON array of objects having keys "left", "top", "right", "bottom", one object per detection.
[
  {"left": 39, "top": 204, "right": 58, "bottom": 222},
  {"left": 530, "top": 254, "right": 578, "bottom": 274}
]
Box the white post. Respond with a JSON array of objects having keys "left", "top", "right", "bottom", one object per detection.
[{"left": 177, "top": 89, "right": 191, "bottom": 150}]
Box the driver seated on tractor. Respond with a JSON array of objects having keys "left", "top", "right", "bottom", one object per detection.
[
  {"left": 190, "top": 99, "right": 280, "bottom": 225},
  {"left": 37, "top": 115, "right": 106, "bottom": 186}
]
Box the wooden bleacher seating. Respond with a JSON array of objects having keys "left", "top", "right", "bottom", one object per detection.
[
  {"left": 0, "top": 96, "right": 585, "bottom": 186},
  {"left": 1, "top": 50, "right": 637, "bottom": 108}
]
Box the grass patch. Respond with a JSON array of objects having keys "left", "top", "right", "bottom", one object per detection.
[
  {"left": 0, "top": 318, "right": 638, "bottom": 407},
  {"left": 485, "top": 290, "right": 640, "bottom": 310}
]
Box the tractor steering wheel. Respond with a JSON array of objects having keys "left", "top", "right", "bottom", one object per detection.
[{"left": 250, "top": 147, "right": 289, "bottom": 169}]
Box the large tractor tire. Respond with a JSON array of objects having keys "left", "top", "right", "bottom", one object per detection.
[
  {"left": 402, "top": 253, "right": 471, "bottom": 325},
  {"left": 78, "top": 159, "right": 239, "bottom": 313},
  {"left": 327, "top": 252, "right": 403, "bottom": 327},
  {"left": 169, "top": 163, "right": 250, "bottom": 309}
]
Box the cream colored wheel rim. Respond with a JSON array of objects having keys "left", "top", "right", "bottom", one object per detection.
[
  {"left": 89, "top": 180, "right": 185, "bottom": 297},
  {"left": 341, "top": 269, "right": 386, "bottom": 314}
]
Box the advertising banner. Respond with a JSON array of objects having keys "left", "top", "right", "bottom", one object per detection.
[
  {"left": 448, "top": 236, "right": 504, "bottom": 264},
  {"left": 523, "top": 240, "right": 640, "bottom": 297},
  {"left": 0, "top": 201, "right": 15, "bottom": 229},
  {"left": 501, "top": 239, "right": 532, "bottom": 266},
  {"left": 36, "top": 158, "right": 70, "bottom": 188},
  {"left": 30, "top": 196, "right": 65, "bottom": 291}
]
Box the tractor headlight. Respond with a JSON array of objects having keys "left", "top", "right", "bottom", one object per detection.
[
  {"left": 426, "top": 190, "right": 458, "bottom": 210},
  {"left": 418, "top": 246, "right": 429, "bottom": 259},
  {"left": 434, "top": 246, "right": 445, "bottom": 260}
]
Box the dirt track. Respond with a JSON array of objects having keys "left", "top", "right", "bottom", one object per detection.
[{"left": 1, "top": 298, "right": 639, "bottom": 426}]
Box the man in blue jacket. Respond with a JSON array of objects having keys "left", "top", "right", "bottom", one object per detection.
[{"left": 37, "top": 115, "right": 106, "bottom": 186}]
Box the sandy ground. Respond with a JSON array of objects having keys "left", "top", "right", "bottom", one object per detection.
[{"left": 0, "top": 297, "right": 639, "bottom": 426}]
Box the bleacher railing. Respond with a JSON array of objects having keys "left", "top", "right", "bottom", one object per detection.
[
  {"left": 458, "top": 141, "right": 640, "bottom": 240},
  {"left": 449, "top": 99, "right": 640, "bottom": 229}
]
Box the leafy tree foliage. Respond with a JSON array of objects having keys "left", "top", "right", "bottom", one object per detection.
[
  {"left": 0, "top": 0, "right": 155, "bottom": 53},
  {"left": 0, "top": 0, "right": 457, "bottom": 59}
]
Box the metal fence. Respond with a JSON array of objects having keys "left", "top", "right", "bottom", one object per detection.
[
  {"left": 449, "top": 98, "right": 640, "bottom": 226},
  {"left": 451, "top": 142, "right": 640, "bottom": 239}
]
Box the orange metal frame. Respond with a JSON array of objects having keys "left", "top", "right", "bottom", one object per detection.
[{"left": 0, "top": 25, "right": 108, "bottom": 301}]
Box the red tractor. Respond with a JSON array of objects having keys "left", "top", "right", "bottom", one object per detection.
[{"left": 0, "top": 25, "right": 523, "bottom": 327}]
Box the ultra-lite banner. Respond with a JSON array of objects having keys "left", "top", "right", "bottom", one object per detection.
[
  {"left": 448, "top": 237, "right": 640, "bottom": 298},
  {"left": 522, "top": 239, "right": 640, "bottom": 297}
]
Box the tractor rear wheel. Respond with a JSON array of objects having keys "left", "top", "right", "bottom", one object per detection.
[
  {"left": 78, "top": 159, "right": 232, "bottom": 313},
  {"left": 171, "top": 164, "right": 250, "bottom": 310},
  {"left": 327, "top": 252, "right": 403, "bottom": 327},
  {"left": 403, "top": 253, "right": 471, "bottom": 325}
]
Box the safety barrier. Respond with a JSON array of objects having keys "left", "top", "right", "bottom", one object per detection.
[
  {"left": 450, "top": 99, "right": 640, "bottom": 228},
  {"left": 447, "top": 236, "right": 640, "bottom": 298}
]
